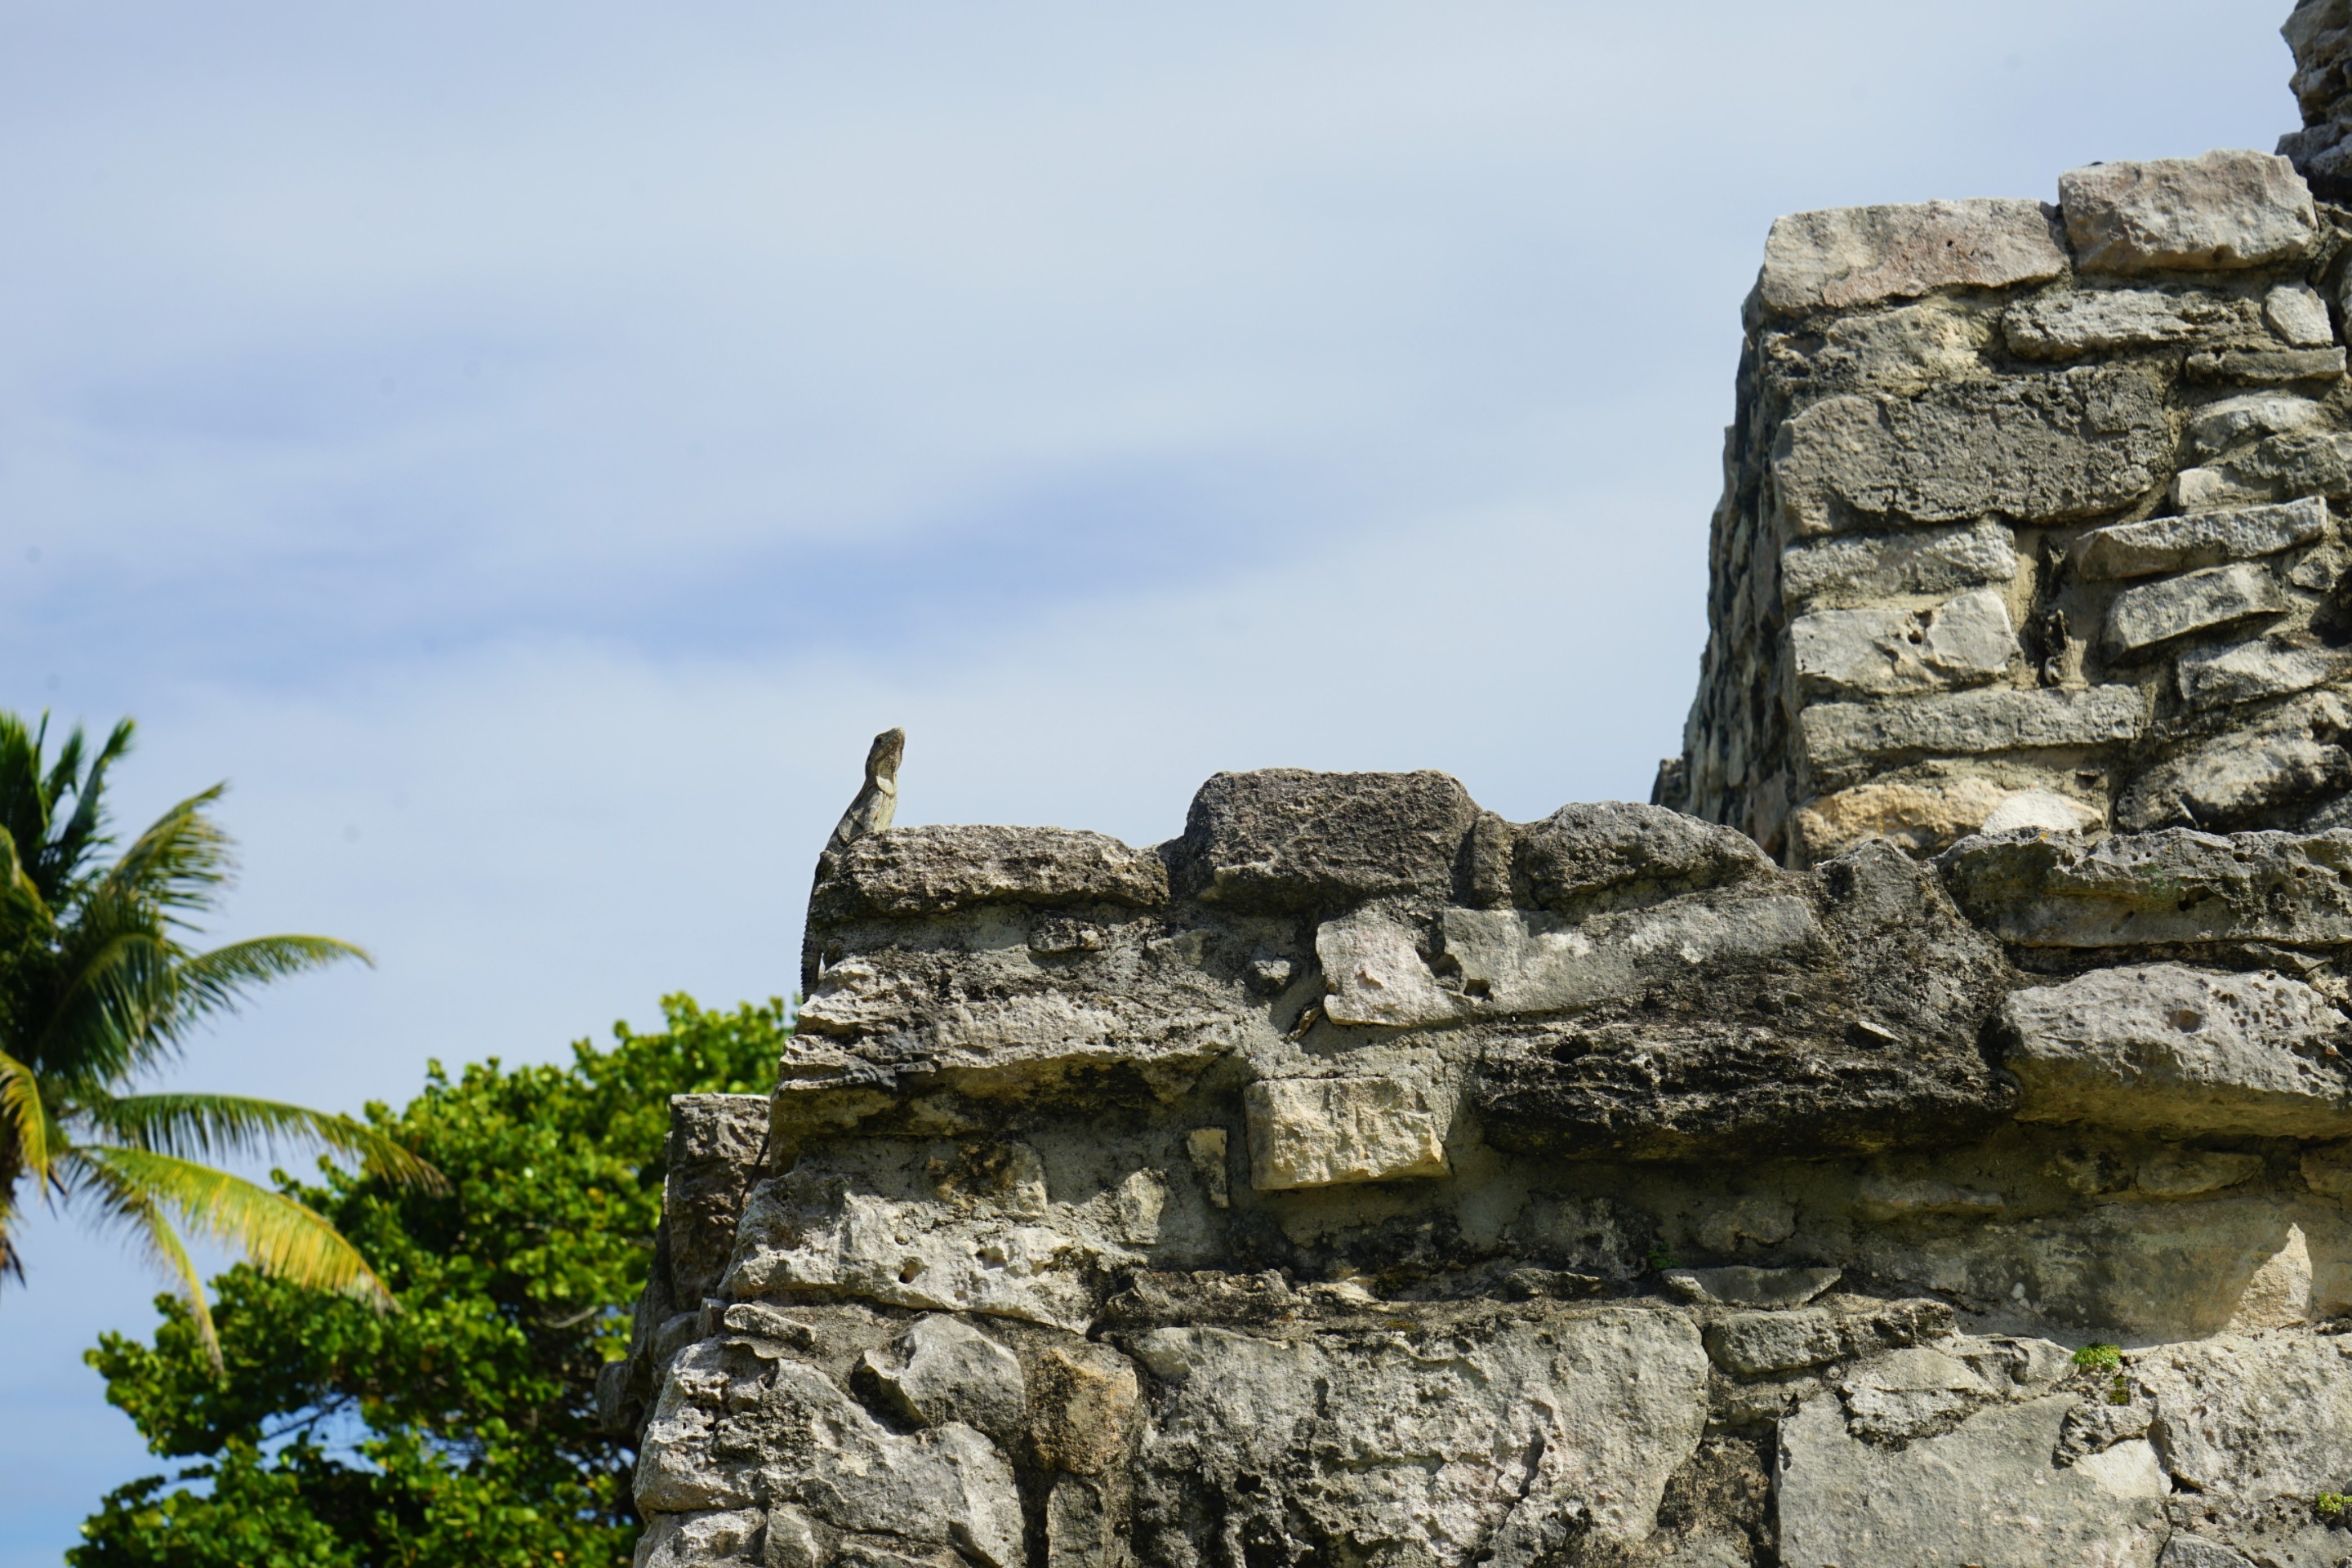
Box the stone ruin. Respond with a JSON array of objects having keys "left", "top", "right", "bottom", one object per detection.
[{"left": 608, "top": 10, "right": 2352, "bottom": 1566}]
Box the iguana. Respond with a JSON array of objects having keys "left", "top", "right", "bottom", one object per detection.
[{"left": 800, "top": 728, "right": 904, "bottom": 995}]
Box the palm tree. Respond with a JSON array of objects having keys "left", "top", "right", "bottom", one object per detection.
[{"left": 0, "top": 711, "right": 440, "bottom": 1366}]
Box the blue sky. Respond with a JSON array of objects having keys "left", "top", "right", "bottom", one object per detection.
[{"left": 0, "top": 2, "right": 2298, "bottom": 1560}]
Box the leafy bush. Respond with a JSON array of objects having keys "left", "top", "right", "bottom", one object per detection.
[{"left": 70, "top": 995, "right": 785, "bottom": 1568}]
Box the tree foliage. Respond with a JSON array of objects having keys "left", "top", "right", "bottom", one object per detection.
[
  {"left": 73, "top": 994, "right": 786, "bottom": 1568},
  {"left": 0, "top": 711, "right": 439, "bottom": 1363}
]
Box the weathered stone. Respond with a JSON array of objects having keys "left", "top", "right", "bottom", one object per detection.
[
  {"left": 1704, "top": 1307, "right": 1844, "bottom": 1376},
  {"left": 2059, "top": 150, "right": 2319, "bottom": 273},
  {"left": 1028, "top": 1342, "right": 1141, "bottom": 1477},
  {"left": 1854, "top": 1173, "right": 2006, "bottom": 1219},
  {"left": 2003, "top": 287, "right": 2267, "bottom": 359},
  {"left": 1244, "top": 1076, "right": 1450, "bottom": 1191},
  {"left": 2116, "top": 688, "right": 2352, "bottom": 831},
  {"left": 722, "top": 1141, "right": 1152, "bottom": 1333},
  {"left": 2158, "top": 1537, "right": 2257, "bottom": 1568},
  {"left": 1510, "top": 800, "right": 1772, "bottom": 915},
  {"left": 2268, "top": 283, "right": 2336, "bottom": 345},
  {"left": 1315, "top": 910, "right": 1464, "bottom": 1028},
  {"left": 2136, "top": 1148, "right": 2265, "bottom": 1198},
  {"left": 1941, "top": 826, "right": 2352, "bottom": 947},
  {"left": 1790, "top": 776, "right": 2100, "bottom": 862},
  {"left": 1978, "top": 788, "right": 2105, "bottom": 835},
  {"left": 636, "top": 1339, "right": 1026, "bottom": 1567},
  {"left": 1129, "top": 1307, "right": 1709, "bottom": 1565},
  {"left": 1777, "top": 1384, "right": 2169, "bottom": 1568},
  {"left": 2185, "top": 391, "right": 2331, "bottom": 458},
  {"left": 810, "top": 825, "right": 1168, "bottom": 923},
  {"left": 1797, "top": 685, "right": 2146, "bottom": 775},
  {"left": 1789, "top": 588, "right": 2020, "bottom": 698},
  {"left": 857, "top": 1315, "right": 1027, "bottom": 1440},
  {"left": 2136, "top": 1330, "right": 2352, "bottom": 1500},
  {"left": 2177, "top": 638, "right": 2345, "bottom": 708},
  {"left": 1772, "top": 367, "right": 2170, "bottom": 533},
  {"left": 666, "top": 1096, "right": 772, "bottom": 1304},
  {"left": 1472, "top": 841, "right": 2019, "bottom": 1161},
  {"left": 1757, "top": 198, "right": 2069, "bottom": 315},
  {"left": 636, "top": 1509, "right": 766, "bottom": 1568},
  {"left": 1690, "top": 1194, "right": 1798, "bottom": 1253},
  {"left": 2305, "top": 1141, "right": 2352, "bottom": 1200},
  {"left": 1173, "top": 768, "right": 1478, "bottom": 912},
  {"left": 2104, "top": 562, "right": 2289, "bottom": 656},
  {"left": 1662, "top": 1265, "right": 1841, "bottom": 1307},
  {"left": 1780, "top": 520, "right": 2020, "bottom": 611},
  {"left": 1996, "top": 964, "right": 2352, "bottom": 1137},
  {"left": 2186, "top": 345, "right": 2349, "bottom": 383},
  {"left": 2076, "top": 497, "right": 2328, "bottom": 580}
]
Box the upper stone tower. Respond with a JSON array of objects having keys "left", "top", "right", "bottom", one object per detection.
[
  {"left": 2285, "top": 0, "right": 2352, "bottom": 199},
  {"left": 1657, "top": 24, "right": 2352, "bottom": 865}
]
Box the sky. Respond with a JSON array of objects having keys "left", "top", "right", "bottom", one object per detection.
[{"left": 0, "top": 1, "right": 2302, "bottom": 1561}]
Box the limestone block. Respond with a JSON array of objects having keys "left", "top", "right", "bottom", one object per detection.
[
  {"left": 1775, "top": 1388, "right": 2169, "bottom": 1568},
  {"left": 1978, "top": 789, "right": 2105, "bottom": 835},
  {"left": 856, "top": 1316, "right": 1027, "bottom": 1441},
  {"left": 1174, "top": 768, "right": 1478, "bottom": 911},
  {"left": 2075, "top": 497, "right": 2328, "bottom": 580},
  {"left": 1510, "top": 800, "right": 1772, "bottom": 915},
  {"left": 1129, "top": 1307, "right": 1709, "bottom": 1565},
  {"left": 2059, "top": 150, "right": 2319, "bottom": 273},
  {"left": 1996, "top": 964, "right": 2352, "bottom": 1138},
  {"left": 1044, "top": 1477, "right": 1120, "bottom": 1568},
  {"left": 1028, "top": 1342, "right": 1142, "bottom": 1477},
  {"left": 2185, "top": 391, "right": 2330, "bottom": 459},
  {"left": 1941, "top": 826, "right": 2352, "bottom": 947},
  {"left": 2136, "top": 1330, "right": 2352, "bottom": 1501},
  {"left": 2174, "top": 466, "right": 2280, "bottom": 513},
  {"left": 2116, "top": 688, "right": 2352, "bottom": 831},
  {"left": 722, "top": 1142, "right": 1148, "bottom": 1333},
  {"left": 1757, "top": 198, "right": 2069, "bottom": 314},
  {"left": 2197, "top": 428, "right": 2352, "bottom": 507},
  {"left": 1244, "top": 1076, "right": 1450, "bottom": 1192},
  {"left": 1791, "top": 776, "right": 2097, "bottom": 862},
  {"left": 2185, "top": 346, "right": 2348, "bottom": 383},
  {"left": 1704, "top": 1307, "right": 1843, "bottom": 1376},
  {"left": 2225, "top": 1223, "right": 2315, "bottom": 1330},
  {"left": 1797, "top": 685, "right": 2146, "bottom": 775},
  {"left": 1789, "top": 588, "right": 2020, "bottom": 698},
  {"left": 635, "top": 1509, "right": 765, "bottom": 1568},
  {"left": 1780, "top": 520, "right": 2019, "bottom": 612},
  {"left": 1855, "top": 1174, "right": 2006, "bottom": 1219},
  {"left": 2305, "top": 1141, "right": 2352, "bottom": 1200},
  {"left": 1773, "top": 367, "right": 2170, "bottom": 533},
  {"left": 809, "top": 825, "right": 1168, "bottom": 922},
  {"left": 2158, "top": 1538, "right": 2256, "bottom": 1568},
  {"left": 1316, "top": 909, "right": 1464, "bottom": 1028},
  {"left": 2104, "top": 562, "right": 2288, "bottom": 656},
  {"left": 1663, "top": 1266, "right": 1842, "bottom": 1308},
  {"left": 2136, "top": 1149, "right": 2265, "bottom": 1199},
  {"left": 2003, "top": 287, "right": 2266, "bottom": 359},
  {"left": 2269, "top": 283, "right": 2337, "bottom": 346},
  {"left": 1690, "top": 1193, "right": 1798, "bottom": 1253},
  {"left": 666, "top": 1095, "right": 773, "bottom": 1305},
  {"left": 1437, "top": 893, "right": 1820, "bottom": 1023},
  {"left": 2177, "top": 638, "right": 2344, "bottom": 709},
  {"left": 635, "top": 1341, "right": 1026, "bottom": 1568}
]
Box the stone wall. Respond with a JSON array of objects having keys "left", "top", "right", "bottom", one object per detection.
[
  {"left": 612, "top": 12, "right": 2352, "bottom": 1567},
  {"left": 1654, "top": 144, "right": 2352, "bottom": 865}
]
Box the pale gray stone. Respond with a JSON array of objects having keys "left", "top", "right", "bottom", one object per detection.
[
  {"left": 2075, "top": 497, "right": 2328, "bottom": 580},
  {"left": 1045, "top": 1476, "right": 1120, "bottom": 1568},
  {"left": 2003, "top": 287, "right": 2265, "bottom": 359},
  {"left": 2136, "top": 1330, "right": 2352, "bottom": 1500},
  {"left": 810, "top": 824, "right": 1168, "bottom": 922},
  {"left": 1789, "top": 588, "right": 2020, "bottom": 698},
  {"left": 1780, "top": 521, "right": 2020, "bottom": 611},
  {"left": 1941, "top": 826, "right": 2352, "bottom": 947},
  {"left": 2177, "top": 639, "right": 2345, "bottom": 708},
  {"left": 1854, "top": 1174, "right": 2007, "bottom": 1219},
  {"left": 1243, "top": 1076, "right": 1450, "bottom": 1191},
  {"left": 1773, "top": 367, "right": 2170, "bottom": 532},
  {"left": 1174, "top": 768, "right": 1479, "bottom": 912},
  {"left": 1978, "top": 789, "right": 2103, "bottom": 835},
  {"left": 1437, "top": 893, "right": 1820, "bottom": 1023},
  {"left": 2269, "top": 283, "right": 2336, "bottom": 346},
  {"left": 2158, "top": 1538, "right": 2256, "bottom": 1568},
  {"left": 2185, "top": 392, "right": 2330, "bottom": 459},
  {"left": 1663, "top": 1265, "right": 1842, "bottom": 1307},
  {"left": 858, "top": 1315, "right": 1028, "bottom": 1440},
  {"left": 636, "top": 1509, "right": 766, "bottom": 1568},
  {"left": 1776, "top": 1388, "right": 2168, "bottom": 1568},
  {"left": 2104, "top": 562, "right": 2288, "bottom": 656},
  {"left": 1511, "top": 800, "right": 1773, "bottom": 915},
  {"left": 2059, "top": 150, "right": 2319, "bottom": 273},
  {"left": 1316, "top": 909, "right": 1466, "bottom": 1028},
  {"left": 1757, "top": 198, "right": 2069, "bottom": 314},
  {"left": 1797, "top": 685, "right": 2146, "bottom": 774},
  {"left": 2135, "top": 1148, "right": 2264, "bottom": 1198},
  {"left": 2117, "top": 689, "right": 2352, "bottom": 831},
  {"left": 2186, "top": 345, "right": 2349, "bottom": 383},
  {"left": 1129, "top": 1307, "right": 1709, "bottom": 1565},
  {"left": 1837, "top": 1347, "right": 1996, "bottom": 1442},
  {"left": 1997, "top": 963, "right": 2352, "bottom": 1138},
  {"left": 2174, "top": 466, "right": 2281, "bottom": 513},
  {"left": 1704, "top": 1307, "right": 1844, "bottom": 1375}
]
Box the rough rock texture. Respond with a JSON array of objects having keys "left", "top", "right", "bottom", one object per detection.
[{"left": 624, "top": 20, "right": 2352, "bottom": 1566}]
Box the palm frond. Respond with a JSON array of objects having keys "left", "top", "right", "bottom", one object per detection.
[
  {"left": 30, "top": 926, "right": 181, "bottom": 1085},
  {"left": 168, "top": 936, "right": 372, "bottom": 1029},
  {"left": 0, "top": 1046, "right": 63, "bottom": 1189},
  {"left": 101, "top": 786, "right": 233, "bottom": 920},
  {"left": 0, "top": 824, "right": 51, "bottom": 937},
  {"left": 74, "top": 1145, "right": 393, "bottom": 1313},
  {"left": 91, "top": 1092, "right": 444, "bottom": 1193},
  {"left": 47, "top": 719, "right": 135, "bottom": 894},
  {"left": 61, "top": 1146, "right": 223, "bottom": 1367}
]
